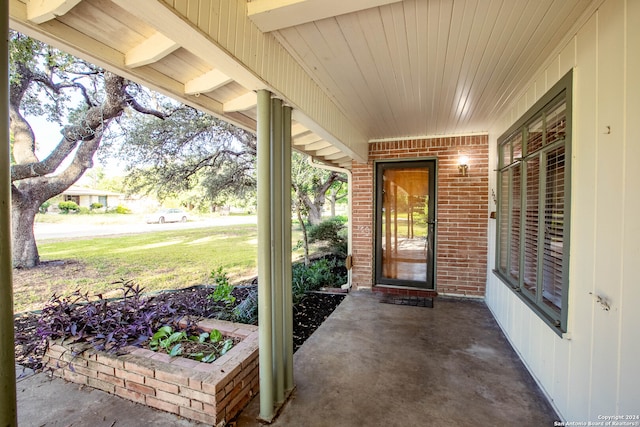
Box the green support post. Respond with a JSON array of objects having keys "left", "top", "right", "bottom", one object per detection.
[
  {"left": 257, "top": 89, "right": 274, "bottom": 421},
  {"left": 0, "top": 4, "right": 18, "bottom": 424},
  {"left": 270, "top": 98, "right": 285, "bottom": 404},
  {"left": 282, "top": 106, "right": 294, "bottom": 392}
]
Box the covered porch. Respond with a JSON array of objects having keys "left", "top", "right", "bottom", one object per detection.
[
  {"left": 17, "top": 292, "right": 556, "bottom": 426},
  {"left": 3, "top": 0, "right": 639, "bottom": 424}
]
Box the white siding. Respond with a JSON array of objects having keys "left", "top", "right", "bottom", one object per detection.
[
  {"left": 160, "top": 0, "right": 368, "bottom": 161},
  {"left": 486, "top": 0, "right": 640, "bottom": 421}
]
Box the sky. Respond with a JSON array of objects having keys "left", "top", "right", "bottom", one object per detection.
[{"left": 27, "top": 112, "right": 125, "bottom": 182}]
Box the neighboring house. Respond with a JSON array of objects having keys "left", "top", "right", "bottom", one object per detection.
[
  {"left": 5, "top": 0, "right": 638, "bottom": 423},
  {"left": 57, "top": 185, "right": 121, "bottom": 210}
]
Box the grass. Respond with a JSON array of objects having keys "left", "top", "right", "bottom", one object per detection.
[
  {"left": 13, "top": 224, "right": 274, "bottom": 313},
  {"left": 14, "top": 212, "right": 320, "bottom": 313},
  {"left": 34, "top": 212, "right": 149, "bottom": 225}
]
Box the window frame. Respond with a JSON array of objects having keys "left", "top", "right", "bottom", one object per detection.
[{"left": 495, "top": 70, "right": 572, "bottom": 336}]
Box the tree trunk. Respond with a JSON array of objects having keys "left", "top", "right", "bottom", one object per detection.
[
  {"left": 307, "top": 203, "right": 323, "bottom": 226},
  {"left": 296, "top": 205, "right": 310, "bottom": 266},
  {"left": 11, "top": 191, "right": 41, "bottom": 268},
  {"left": 329, "top": 190, "right": 337, "bottom": 217}
]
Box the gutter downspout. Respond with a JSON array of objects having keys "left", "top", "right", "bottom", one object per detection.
[
  {"left": 1, "top": 3, "right": 18, "bottom": 423},
  {"left": 307, "top": 156, "right": 353, "bottom": 290}
]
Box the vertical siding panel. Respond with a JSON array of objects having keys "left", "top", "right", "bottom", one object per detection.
[
  {"left": 553, "top": 338, "right": 571, "bottom": 414},
  {"left": 209, "top": 0, "right": 220, "bottom": 39},
  {"left": 537, "top": 328, "right": 556, "bottom": 398},
  {"left": 535, "top": 72, "right": 547, "bottom": 101},
  {"left": 218, "top": 0, "right": 229, "bottom": 49},
  {"left": 187, "top": 0, "right": 199, "bottom": 25},
  {"left": 591, "top": 0, "right": 625, "bottom": 418},
  {"left": 232, "top": 0, "right": 244, "bottom": 60},
  {"left": 174, "top": 0, "right": 188, "bottom": 16},
  {"left": 559, "top": 37, "right": 576, "bottom": 77},
  {"left": 242, "top": 11, "right": 253, "bottom": 66},
  {"left": 618, "top": 0, "right": 640, "bottom": 413},
  {"left": 228, "top": 0, "right": 239, "bottom": 55},
  {"left": 512, "top": 297, "right": 524, "bottom": 355},
  {"left": 525, "top": 85, "right": 536, "bottom": 111},
  {"left": 517, "top": 96, "right": 526, "bottom": 119},
  {"left": 198, "top": 0, "right": 211, "bottom": 34},
  {"left": 249, "top": 23, "right": 259, "bottom": 74},
  {"left": 546, "top": 56, "right": 560, "bottom": 86},
  {"left": 566, "top": 11, "right": 598, "bottom": 421}
]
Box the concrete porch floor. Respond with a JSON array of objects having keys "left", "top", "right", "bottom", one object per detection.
[
  {"left": 236, "top": 291, "right": 557, "bottom": 427},
  {"left": 16, "top": 291, "right": 558, "bottom": 426}
]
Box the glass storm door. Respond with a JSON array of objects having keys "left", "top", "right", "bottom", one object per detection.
[{"left": 375, "top": 161, "right": 436, "bottom": 289}]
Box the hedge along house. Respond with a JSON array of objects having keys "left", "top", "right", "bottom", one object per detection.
[{"left": 1, "top": 0, "right": 638, "bottom": 424}]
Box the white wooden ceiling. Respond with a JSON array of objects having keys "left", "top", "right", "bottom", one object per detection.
[
  {"left": 269, "top": 0, "right": 595, "bottom": 140},
  {"left": 9, "top": 0, "right": 597, "bottom": 168}
]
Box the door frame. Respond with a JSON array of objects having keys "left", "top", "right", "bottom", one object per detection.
[{"left": 374, "top": 159, "right": 438, "bottom": 290}]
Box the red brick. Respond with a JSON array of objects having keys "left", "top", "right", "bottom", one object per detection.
[
  {"left": 87, "top": 360, "right": 115, "bottom": 376},
  {"left": 155, "top": 389, "right": 190, "bottom": 408},
  {"left": 190, "top": 399, "right": 204, "bottom": 411},
  {"left": 154, "top": 368, "right": 190, "bottom": 386},
  {"left": 115, "top": 386, "right": 147, "bottom": 404},
  {"left": 145, "top": 377, "right": 179, "bottom": 394},
  {"left": 97, "top": 371, "right": 125, "bottom": 387},
  {"left": 179, "top": 387, "right": 215, "bottom": 405},
  {"left": 114, "top": 368, "right": 144, "bottom": 384},
  {"left": 62, "top": 369, "right": 88, "bottom": 385},
  {"left": 96, "top": 353, "right": 125, "bottom": 370},
  {"left": 124, "top": 360, "right": 154, "bottom": 377},
  {"left": 66, "top": 364, "right": 96, "bottom": 379},
  {"left": 179, "top": 406, "right": 217, "bottom": 425},
  {"left": 87, "top": 377, "right": 115, "bottom": 394},
  {"left": 146, "top": 395, "right": 180, "bottom": 415},
  {"left": 126, "top": 380, "right": 155, "bottom": 396}
]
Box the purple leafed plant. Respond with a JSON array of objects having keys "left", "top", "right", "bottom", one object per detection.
[{"left": 37, "top": 280, "right": 175, "bottom": 353}]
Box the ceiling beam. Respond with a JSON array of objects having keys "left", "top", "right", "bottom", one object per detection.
[
  {"left": 324, "top": 151, "right": 349, "bottom": 161},
  {"left": 315, "top": 146, "right": 341, "bottom": 156},
  {"left": 124, "top": 31, "right": 179, "bottom": 68},
  {"left": 27, "top": 0, "right": 82, "bottom": 24},
  {"left": 111, "top": 0, "right": 263, "bottom": 91},
  {"left": 291, "top": 123, "right": 309, "bottom": 137},
  {"left": 184, "top": 69, "right": 233, "bottom": 95},
  {"left": 292, "top": 110, "right": 365, "bottom": 163},
  {"left": 301, "top": 140, "right": 330, "bottom": 151},
  {"left": 293, "top": 133, "right": 323, "bottom": 146},
  {"left": 247, "top": 0, "right": 402, "bottom": 32},
  {"left": 223, "top": 92, "right": 258, "bottom": 113}
]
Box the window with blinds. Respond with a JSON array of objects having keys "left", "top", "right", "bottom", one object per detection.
[{"left": 496, "top": 71, "right": 572, "bottom": 334}]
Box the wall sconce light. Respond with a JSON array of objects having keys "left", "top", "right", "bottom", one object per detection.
[{"left": 458, "top": 155, "right": 469, "bottom": 176}]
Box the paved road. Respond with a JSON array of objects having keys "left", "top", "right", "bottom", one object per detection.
[{"left": 34, "top": 215, "right": 257, "bottom": 240}]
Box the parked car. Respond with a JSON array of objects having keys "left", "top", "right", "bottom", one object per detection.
[{"left": 145, "top": 208, "right": 188, "bottom": 224}]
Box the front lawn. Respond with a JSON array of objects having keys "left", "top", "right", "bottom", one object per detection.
[{"left": 13, "top": 225, "right": 262, "bottom": 313}]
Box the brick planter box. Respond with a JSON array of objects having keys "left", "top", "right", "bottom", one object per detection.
[{"left": 44, "top": 319, "right": 259, "bottom": 426}]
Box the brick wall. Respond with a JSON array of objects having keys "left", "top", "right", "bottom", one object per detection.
[
  {"left": 45, "top": 319, "right": 259, "bottom": 426},
  {"left": 351, "top": 135, "right": 489, "bottom": 297}
]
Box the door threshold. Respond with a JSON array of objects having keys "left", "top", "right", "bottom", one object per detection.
[{"left": 373, "top": 285, "right": 438, "bottom": 298}]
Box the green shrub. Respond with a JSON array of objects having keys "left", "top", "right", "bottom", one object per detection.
[
  {"left": 58, "top": 201, "right": 80, "bottom": 214},
  {"left": 89, "top": 202, "right": 103, "bottom": 211},
  {"left": 78, "top": 207, "right": 90, "bottom": 214},
  {"left": 292, "top": 256, "right": 347, "bottom": 301},
  {"left": 208, "top": 267, "right": 236, "bottom": 306},
  {"left": 233, "top": 288, "right": 258, "bottom": 324},
  {"left": 113, "top": 205, "right": 131, "bottom": 214},
  {"left": 39, "top": 201, "right": 51, "bottom": 214},
  {"left": 307, "top": 217, "right": 348, "bottom": 256}
]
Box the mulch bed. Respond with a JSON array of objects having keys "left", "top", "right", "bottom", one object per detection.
[{"left": 14, "top": 286, "right": 345, "bottom": 371}]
